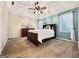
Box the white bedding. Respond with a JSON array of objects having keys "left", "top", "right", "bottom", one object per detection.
[{"left": 28, "top": 30, "right": 54, "bottom": 43}]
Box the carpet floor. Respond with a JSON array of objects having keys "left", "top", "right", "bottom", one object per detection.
[{"left": 1, "top": 37, "right": 79, "bottom": 58}]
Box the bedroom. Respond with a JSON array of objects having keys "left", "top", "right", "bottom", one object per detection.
[{"left": 0, "top": 1, "right": 79, "bottom": 58}]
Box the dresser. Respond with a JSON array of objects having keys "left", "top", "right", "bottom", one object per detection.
[{"left": 21, "top": 28, "right": 35, "bottom": 37}]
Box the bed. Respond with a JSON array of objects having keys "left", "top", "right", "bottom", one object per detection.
[{"left": 27, "top": 24, "right": 56, "bottom": 46}]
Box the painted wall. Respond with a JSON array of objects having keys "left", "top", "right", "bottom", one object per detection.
[
  {"left": 0, "top": 2, "right": 2, "bottom": 54},
  {"left": 0, "top": 2, "right": 8, "bottom": 54},
  {"left": 8, "top": 12, "right": 35, "bottom": 38},
  {"left": 41, "top": 15, "right": 57, "bottom": 25}
]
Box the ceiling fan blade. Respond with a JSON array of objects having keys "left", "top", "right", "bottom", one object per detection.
[
  {"left": 34, "top": 11, "right": 35, "bottom": 14},
  {"left": 41, "top": 7, "right": 46, "bottom": 9},
  {"left": 28, "top": 8, "right": 35, "bottom": 10},
  {"left": 28, "top": 8, "right": 33, "bottom": 9},
  {"left": 40, "top": 10, "right": 43, "bottom": 14}
]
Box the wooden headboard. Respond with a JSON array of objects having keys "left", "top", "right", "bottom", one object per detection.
[{"left": 43, "top": 24, "right": 56, "bottom": 38}]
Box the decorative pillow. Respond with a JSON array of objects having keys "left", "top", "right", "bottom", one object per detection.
[{"left": 44, "top": 26, "right": 51, "bottom": 30}]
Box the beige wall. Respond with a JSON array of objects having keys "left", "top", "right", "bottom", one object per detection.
[
  {"left": 0, "top": 2, "right": 2, "bottom": 54},
  {"left": 8, "top": 12, "right": 34, "bottom": 38}
]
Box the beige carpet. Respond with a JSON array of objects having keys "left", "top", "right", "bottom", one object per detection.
[{"left": 1, "top": 37, "right": 79, "bottom": 58}]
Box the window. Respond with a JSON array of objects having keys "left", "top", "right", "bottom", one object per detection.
[
  {"left": 38, "top": 20, "right": 43, "bottom": 30},
  {"left": 59, "top": 12, "right": 73, "bottom": 32}
]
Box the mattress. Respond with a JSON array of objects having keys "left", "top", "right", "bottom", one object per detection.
[{"left": 28, "top": 30, "right": 54, "bottom": 43}]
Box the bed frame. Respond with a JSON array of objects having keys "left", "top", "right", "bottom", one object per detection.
[{"left": 27, "top": 24, "right": 56, "bottom": 46}]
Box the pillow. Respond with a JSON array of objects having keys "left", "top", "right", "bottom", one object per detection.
[
  {"left": 52, "top": 27, "right": 54, "bottom": 30},
  {"left": 44, "top": 26, "right": 51, "bottom": 30}
]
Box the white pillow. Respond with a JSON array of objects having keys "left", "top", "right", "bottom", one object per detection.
[{"left": 44, "top": 26, "right": 51, "bottom": 30}]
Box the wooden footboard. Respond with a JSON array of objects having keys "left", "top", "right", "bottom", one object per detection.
[{"left": 27, "top": 32, "right": 41, "bottom": 46}]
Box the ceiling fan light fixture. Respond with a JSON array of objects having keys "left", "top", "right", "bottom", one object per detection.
[{"left": 29, "top": 1, "right": 46, "bottom": 14}]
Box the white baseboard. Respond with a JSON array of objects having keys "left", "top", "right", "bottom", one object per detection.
[
  {"left": 0, "top": 38, "right": 8, "bottom": 55},
  {"left": 56, "top": 37, "right": 78, "bottom": 43},
  {"left": 8, "top": 36, "right": 20, "bottom": 39}
]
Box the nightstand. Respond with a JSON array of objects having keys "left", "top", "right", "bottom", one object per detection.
[
  {"left": 21, "top": 28, "right": 28, "bottom": 37},
  {"left": 21, "top": 28, "right": 35, "bottom": 37}
]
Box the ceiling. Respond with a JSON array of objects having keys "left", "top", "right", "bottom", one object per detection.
[{"left": 6, "top": 1, "right": 79, "bottom": 19}]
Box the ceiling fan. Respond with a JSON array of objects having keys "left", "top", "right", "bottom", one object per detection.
[{"left": 28, "top": 2, "right": 46, "bottom": 14}]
